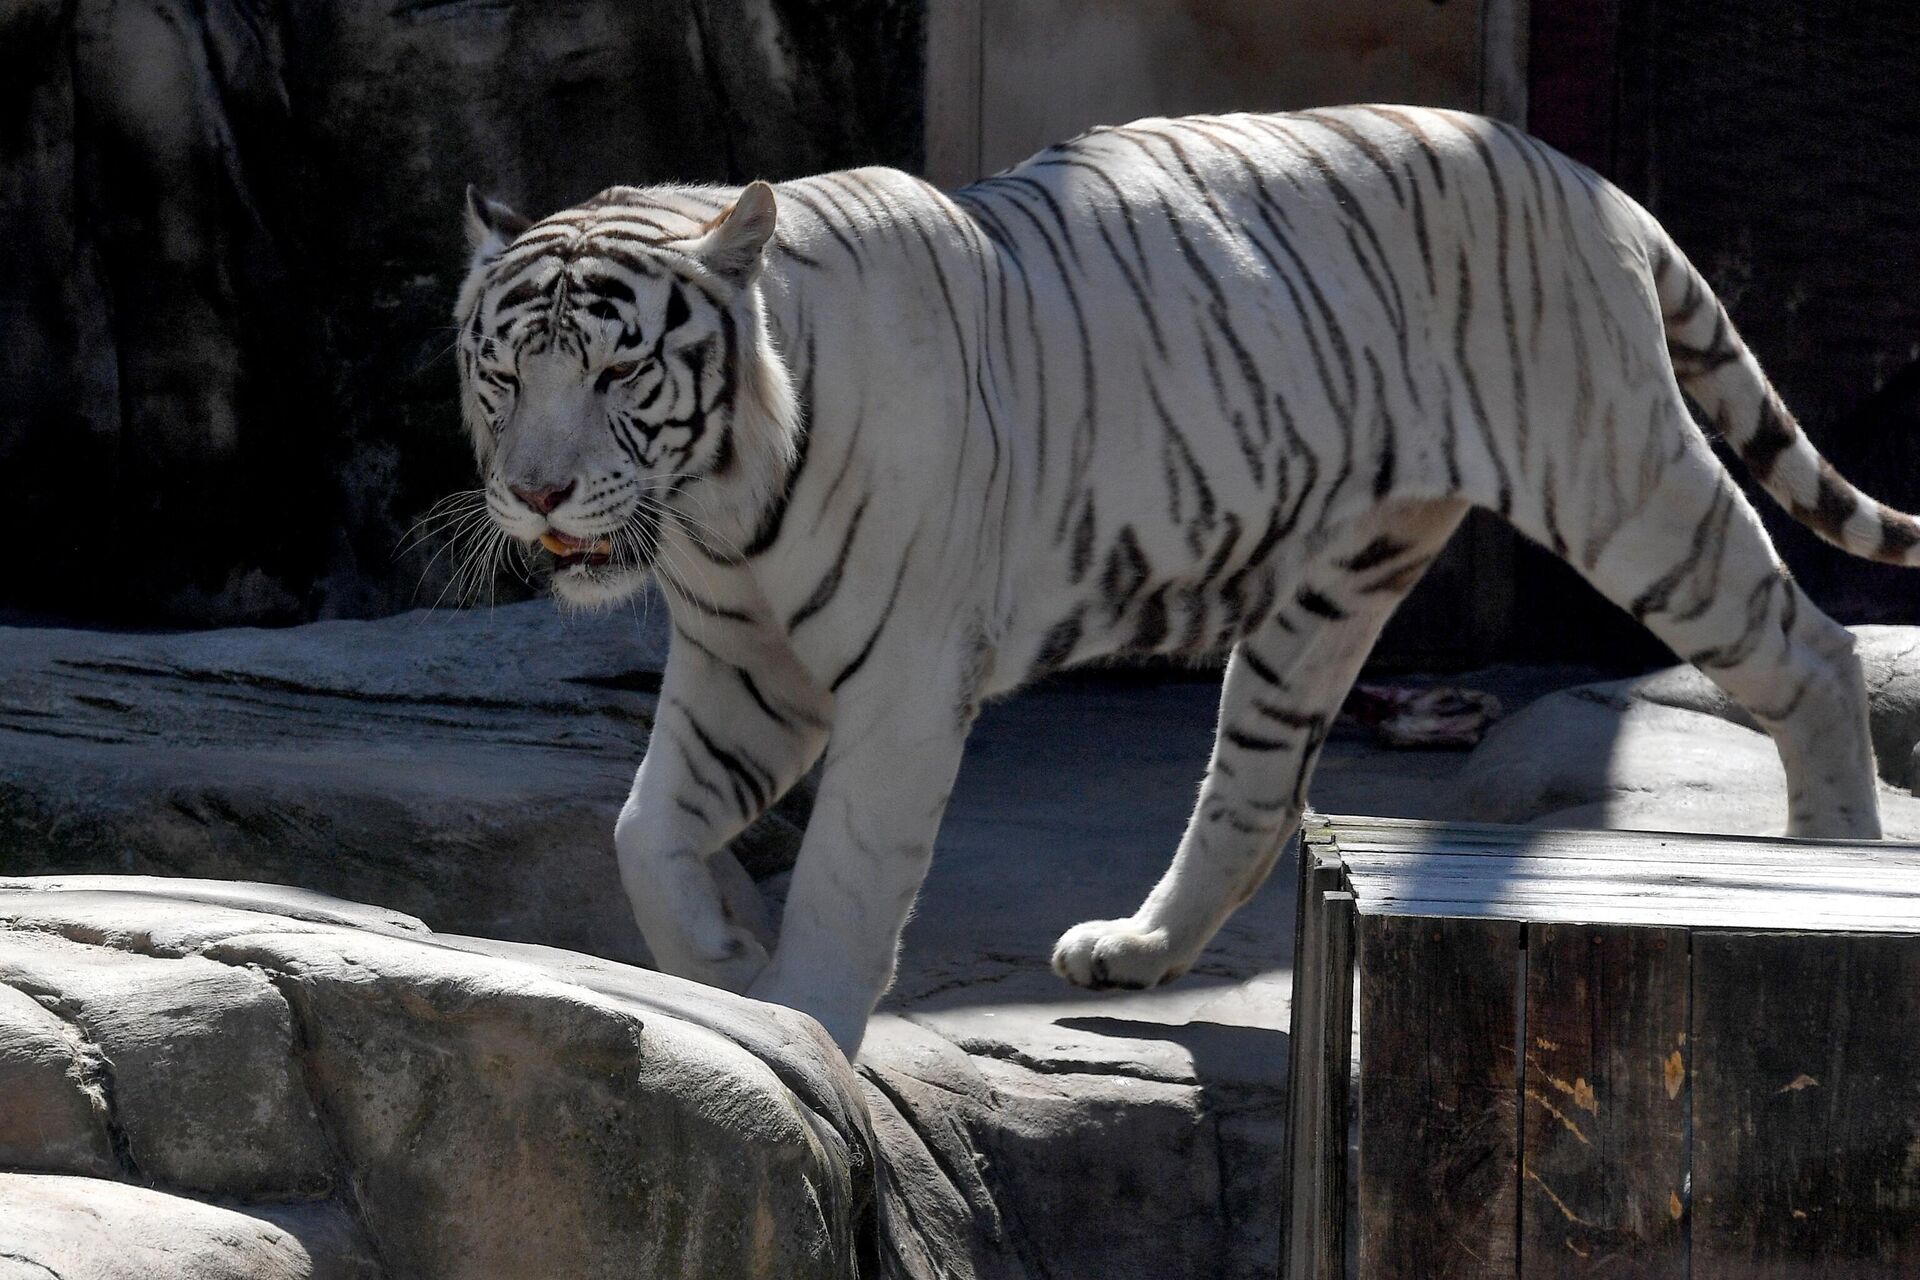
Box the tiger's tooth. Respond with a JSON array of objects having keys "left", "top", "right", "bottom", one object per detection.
[
  {"left": 592, "top": 538, "right": 612, "bottom": 555},
  {"left": 538, "top": 532, "right": 570, "bottom": 554}
]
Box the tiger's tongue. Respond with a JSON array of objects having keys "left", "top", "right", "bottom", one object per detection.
[{"left": 538, "top": 532, "right": 612, "bottom": 556}]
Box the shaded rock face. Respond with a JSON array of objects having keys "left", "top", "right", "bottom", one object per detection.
[
  {"left": 0, "top": 875, "right": 1284, "bottom": 1280},
  {"left": 0, "top": 878, "right": 874, "bottom": 1279},
  {"left": 1458, "top": 626, "right": 1920, "bottom": 837},
  {"left": 0, "top": 598, "right": 810, "bottom": 964},
  {"left": 0, "top": 0, "right": 922, "bottom": 626},
  {"left": 1639, "top": 1, "right": 1920, "bottom": 625},
  {"left": 0, "top": 1175, "right": 382, "bottom": 1280}
]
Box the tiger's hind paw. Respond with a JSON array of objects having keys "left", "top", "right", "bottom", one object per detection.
[{"left": 1051, "top": 918, "right": 1188, "bottom": 990}]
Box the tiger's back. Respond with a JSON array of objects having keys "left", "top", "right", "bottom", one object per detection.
[{"left": 932, "top": 107, "right": 1665, "bottom": 685}]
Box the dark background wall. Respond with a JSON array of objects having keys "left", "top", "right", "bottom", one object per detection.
[
  {"left": 2, "top": 0, "right": 1916, "bottom": 659},
  {"left": 1497, "top": 0, "right": 1920, "bottom": 665},
  {"left": 0, "top": 0, "right": 922, "bottom": 626}
]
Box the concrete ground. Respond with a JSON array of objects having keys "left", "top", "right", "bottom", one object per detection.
[{"left": 877, "top": 664, "right": 1604, "bottom": 1076}]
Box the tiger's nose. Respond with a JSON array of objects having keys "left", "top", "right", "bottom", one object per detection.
[{"left": 509, "top": 480, "right": 576, "bottom": 515}]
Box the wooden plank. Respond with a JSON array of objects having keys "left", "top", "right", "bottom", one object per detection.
[
  {"left": 1342, "top": 873, "right": 1920, "bottom": 932},
  {"left": 1314, "top": 890, "right": 1354, "bottom": 1280},
  {"left": 1340, "top": 852, "right": 1920, "bottom": 931},
  {"left": 1286, "top": 827, "right": 1356, "bottom": 1280},
  {"left": 1327, "top": 811, "right": 1890, "bottom": 847},
  {"left": 1284, "top": 841, "right": 1333, "bottom": 1279},
  {"left": 1345, "top": 893, "right": 1920, "bottom": 935},
  {"left": 1343, "top": 850, "right": 1920, "bottom": 883},
  {"left": 1339, "top": 837, "right": 1920, "bottom": 867},
  {"left": 1326, "top": 815, "right": 1909, "bottom": 861},
  {"left": 1358, "top": 915, "right": 1522, "bottom": 1278},
  {"left": 1520, "top": 923, "right": 1688, "bottom": 1276},
  {"left": 1320, "top": 814, "right": 1920, "bottom": 932},
  {"left": 1692, "top": 932, "right": 1920, "bottom": 1278}
]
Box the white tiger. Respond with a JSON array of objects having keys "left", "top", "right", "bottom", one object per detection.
[{"left": 454, "top": 106, "right": 1915, "bottom": 1054}]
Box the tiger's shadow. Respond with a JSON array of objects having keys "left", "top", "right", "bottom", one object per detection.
[{"left": 1052, "top": 1014, "right": 1292, "bottom": 1105}]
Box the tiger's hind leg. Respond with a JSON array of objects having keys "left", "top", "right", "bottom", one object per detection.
[
  {"left": 1053, "top": 499, "right": 1467, "bottom": 990},
  {"left": 1518, "top": 405, "right": 1880, "bottom": 839}
]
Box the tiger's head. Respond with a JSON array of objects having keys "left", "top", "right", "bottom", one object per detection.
[{"left": 453, "top": 182, "right": 798, "bottom": 607}]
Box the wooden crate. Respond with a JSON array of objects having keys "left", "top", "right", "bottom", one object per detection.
[{"left": 1283, "top": 815, "right": 1920, "bottom": 1279}]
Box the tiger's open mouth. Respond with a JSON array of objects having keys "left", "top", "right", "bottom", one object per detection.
[{"left": 538, "top": 530, "right": 615, "bottom": 569}]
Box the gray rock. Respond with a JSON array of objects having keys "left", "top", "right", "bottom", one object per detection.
[
  {"left": 0, "top": 1173, "right": 382, "bottom": 1280},
  {"left": 0, "top": 863, "right": 1300, "bottom": 1279},
  {"left": 0, "top": 600, "right": 808, "bottom": 964},
  {"left": 873, "top": 675, "right": 1299, "bottom": 1280},
  {"left": 0, "top": 877, "right": 884, "bottom": 1279},
  {"left": 0, "top": 984, "right": 117, "bottom": 1178},
  {"left": 0, "top": 932, "right": 331, "bottom": 1197},
  {"left": 1458, "top": 626, "right": 1920, "bottom": 836}
]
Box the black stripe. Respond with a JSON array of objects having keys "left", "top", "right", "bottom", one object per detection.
[
  {"left": 1452, "top": 247, "right": 1515, "bottom": 512},
  {"left": 1240, "top": 645, "right": 1286, "bottom": 687},
  {"left": 735, "top": 668, "right": 792, "bottom": 730},
  {"left": 1358, "top": 106, "right": 1448, "bottom": 193},
  {"left": 677, "top": 703, "right": 772, "bottom": 815},
  {"left": 1299, "top": 110, "right": 1405, "bottom": 203},
  {"left": 1130, "top": 586, "right": 1171, "bottom": 651},
  {"left": 830, "top": 537, "right": 918, "bottom": 692},
  {"left": 1224, "top": 727, "right": 1289, "bottom": 752},
  {"left": 1101, "top": 526, "right": 1150, "bottom": 618},
  {"left": 1740, "top": 398, "right": 1796, "bottom": 482},
  {"left": 1296, "top": 588, "right": 1345, "bottom": 621},
  {"left": 1630, "top": 485, "right": 1735, "bottom": 620},
  {"left": 658, "top": 574, "right": 754, "bottom": 623},
  {"left": 788, "top": 496, "right": 870, "bottom": 630},
  {"left": 1341, "top": 535, "right": 1409, "bottom": 573},
  {"left": 1252, "top": 698, "right": 1321, "bottom": 729},
  {"left": 743, "top": 337, "right": 816, "bottom": 557},
  {"left": 1069, "top": 498, "right": 1097, "bottom": 584},
  {"left": 1030, "top": 609, "right": 1086, "bottom": 677},
  {"left": 577, "top": 272, "right": 636, "bottom": 303}
]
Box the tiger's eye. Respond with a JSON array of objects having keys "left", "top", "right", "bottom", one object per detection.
[{"left": 605, "top": 360, "right": 641, "bottom": 382}]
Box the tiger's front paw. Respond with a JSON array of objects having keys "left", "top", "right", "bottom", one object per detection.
[{"left": 1051, "top": 918, "right": 1189, "bottom": 990}]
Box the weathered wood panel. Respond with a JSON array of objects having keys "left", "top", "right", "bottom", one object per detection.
[
  {"left": 1692, "top": 932, "right": 1920, "bottom": 1278},
  {"left": 1312, "top": 890, "right": 1354, "bottom": 1280},
  {"left": 1329, "top": 815, "right": 1920, "bottom": 933},
  {"left": 1283, "top": 837, "right": 1353, "bottom": 1280},
  {"left": 1358, "top": 915, "right": 1521, "bottom": 1278},
  {"left": 1520, "top": 924, "right": 1687, "bottom": 1276},
  {"left": 1326, "top": 816, "right": 1910, "bottom": 863}
]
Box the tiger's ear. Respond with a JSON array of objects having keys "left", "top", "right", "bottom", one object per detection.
[
  {"left": 464, "top": 185, "right": 530, "bottom": 263},
  {"left": 686, "top": 181, "right": 778, "bottom": 288}
]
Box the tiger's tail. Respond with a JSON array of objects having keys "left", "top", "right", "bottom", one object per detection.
[{"left": 1650, "top": 231, "right": 1920, "bottom": 566}]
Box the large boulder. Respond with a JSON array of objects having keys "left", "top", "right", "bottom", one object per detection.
[
  {"left": 0, "top": 876, "right": 888, "bottom": 1278},
  {"left": 1458, "top": 625, "right": 1920, "bottom": 835},
  {"left": 0, "top": 599, "right": 807, "bottom": 964},
  {"left": 0, "top": 1175, "right": 380, "bottom": 1280},
  {"left": 0, "top": 868, "right": 1292, "bottom": 1279}
]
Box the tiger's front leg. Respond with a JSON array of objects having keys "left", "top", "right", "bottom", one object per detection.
[
  {"left": 614, "top": 634, "right": 829, "bottom": 993},
  {"left": 747, "top": 643, "right": 978, "bottom": 1055}
]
